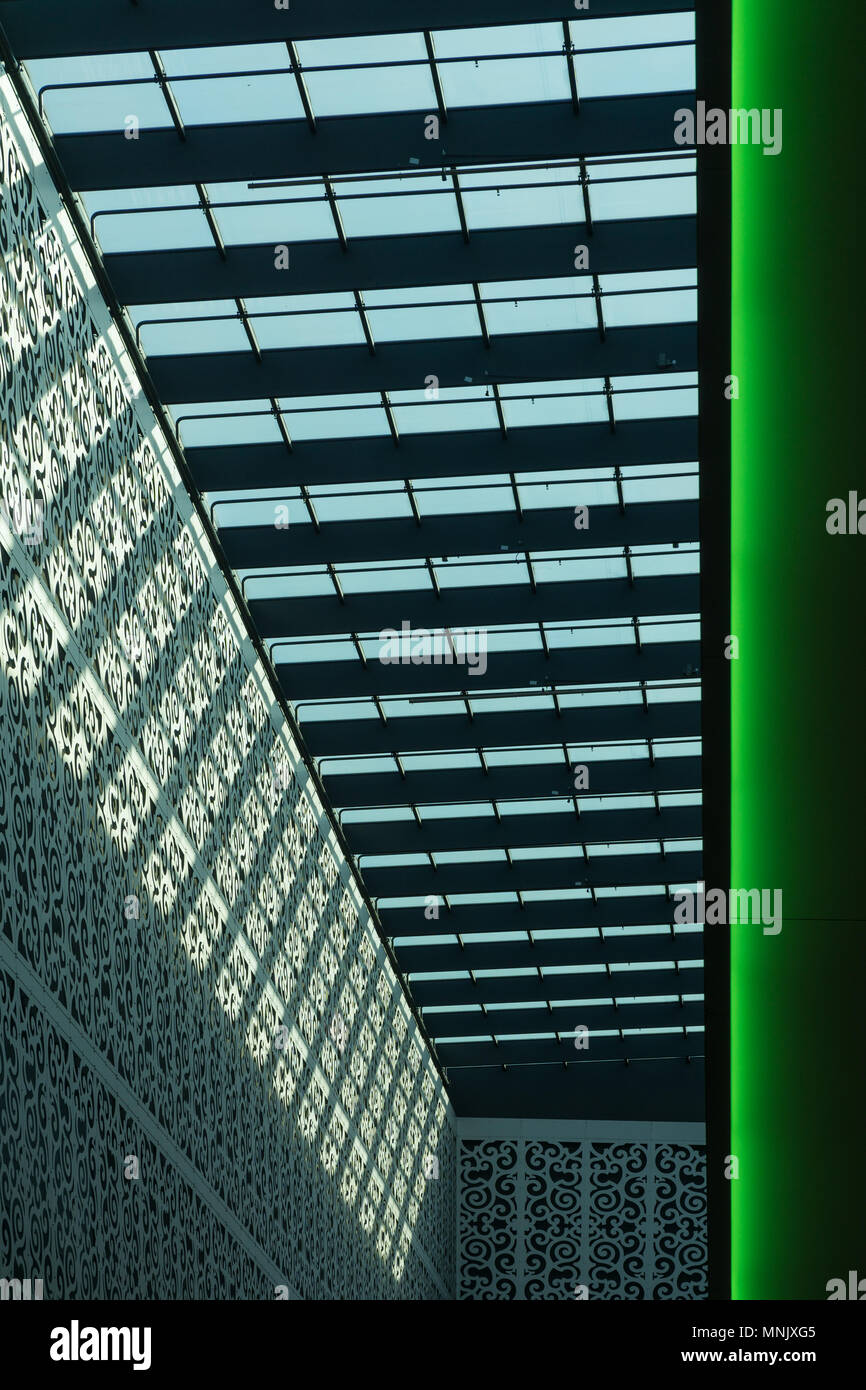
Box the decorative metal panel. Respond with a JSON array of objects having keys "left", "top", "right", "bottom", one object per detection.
[
  {"left": 0, "top": 73, "right": 454, "bottom": 1301},
  {"left": 458, "top": 1139, "right": 706, "bottom": 1299}
]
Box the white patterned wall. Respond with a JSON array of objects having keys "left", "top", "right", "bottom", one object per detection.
[
  {"left": 0, "top": 70, "right": 455, "bottom": 1301},
  {"left": 458, "top": 1133, "right": 706, "bottom": 1299}
]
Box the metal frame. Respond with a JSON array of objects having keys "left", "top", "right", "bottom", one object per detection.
[{"left": 0, "top": 4, "right": 725, "bottom": 1130}]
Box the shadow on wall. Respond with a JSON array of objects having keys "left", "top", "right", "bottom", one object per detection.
[{"left": 0, "top": 86, "right": 454, "bottom": 1301}]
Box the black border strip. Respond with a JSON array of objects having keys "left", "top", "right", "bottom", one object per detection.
[{"left": 695, "top": 0, "right": 732, "bottom": 1301}]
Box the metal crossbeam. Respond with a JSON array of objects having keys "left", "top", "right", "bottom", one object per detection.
[
  {"left": 392, "top": 931, "right": 702, "bottom": 978},
  {"left": 155, "top": 323, "right": 697, "bottom": 406},
  {"left": 250, "top": 572, "right": 700, "bottom": 639},
  {"left": 302, "top": 699, "right": 700, "bottom": 758},
  {"left": 428, "top": 1000, "right": 702, "bottom": 1040},
  {"left": 325, "top": 753, "right": 702, "bottom": 809},
  {"left": 189, "top": 416, "right": 698, "bottom": 490},
  {"left": 363, "top": 850, "right": 702, "bottom": 897},
  {"left": 103, "top": 216, "right": 696, "bottom": 304},
  {"left": 54, "top": 93, "right": 695, "bottom": 189},
  {"left": 347, "top": 804, "right": 700, "bottom": 854},
  {"left": 278, "top": 640, "right": 700, "bottom": 702},
  {"left": 412, "top": 967, "right": 703, "bottom": 1009},
  {"left": 221, "top": 499, "right": 697, "bottom": 567},
  {"left": 4, "top": 1, "right": 696, "bottom": 57}
]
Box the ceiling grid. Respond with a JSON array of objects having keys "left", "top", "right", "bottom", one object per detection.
[{"left": 7, "top": 3, "right": 705, "bottom": 1117}]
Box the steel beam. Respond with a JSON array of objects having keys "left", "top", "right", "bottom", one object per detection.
[
  {"left": 3, "top": 1, "right": 696, "bottom": 58},
  {"left": 327, "top": 753, "right": 702, "bottom": 809},
  {"left": 222, "top": 499, "right": 699, "bottom": 568},
  {"left": 280, "top": 640, "right": 700, "bottom": 702},
  {"left": 414, "top": 967, "right": 706, "bottom": 1011},
  {"left": 445, "top": 1056, "right": 704, "bottom": 1120},
  {"left": 426, "top": 1000, "right": 702, "bottom": 1039},
  {"left": 365, "top": 849, "right": 702, "bottom": 897},
  {"left": 54, "top": 93, "right": 696, "bottom": 190},
  {"left": 392, "top": 931, "right": 704, "bottom": 977},
  {"left": 411, "top": 966, "right": 703, "bottom": 1008},
  {"left": 347, "top": 804, "right": 700, "bottom": 854},
  {"left": 189, "top": 417, "right": 699, "bottom": 490},
  {"left": 253, "top": 572, "right": 699, "bottom": 640},
  {"left": 302, "top": 697, "right": 700, "bottom": 757},
  {"left": 155, "top": 323, "right": 697, "bottom": 406},
  {"left": 105, "top": 217, "right": 696, "bottom": 304},
  {"left": 382, "top": 893, "right": 691, "bottom": 937}
]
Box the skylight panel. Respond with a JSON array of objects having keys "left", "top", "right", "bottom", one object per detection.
[
  {"left": 482, "top": 747, "right": 573, "bottom": 768},
  {"left": 481, "top": 276, "right": 597, "bottom": 336},
  {"left": 440, "top": 51, "right": 570, "bottom": 109},
  {"left": 630, "top": 549, "right": 700, "bottom": 579},
  {"left": 170, "top": 71, "right": 304, "bottom": 127},
  {"left": 387, "top": 387, "right": 499, "bottom": 436},
  {"left": 391, "top": 935, "right": 459, "bottom": 949},
  {"left": 460, "top": 160, "right": 583, "bottom": 233},
  {"left": 588, "top": 153, "right": 696, "bottom": 222},
  {"left": 464, "top": 694, "right": 553, "bottom": 719},
  {"left": 516, "top": 476, "right": 602, "bottom": 509},
  {"left": 571, "top": 40, "right": 694, "bottom": 100},
  {"left": 408, "top": 972, "right": 472, "bottom": 984},
  {"left": 201, "top": 179, "right": 336, "bottom": 245},
  {"left": 529, "top": 552, "right": 628, "bottom": 584},
  {"left": 236, "top": 292, "right": 366, "bottom": 352},
  {"left": 419, "top": 482, "right": 515, "bottom": 520},
  {"left": 568, "top": 13, "right": 696, "bottom": 50},
  {"left": 659, "top": 792, "right": 702, "bottom": 809},
  {"left": 27, "top": 51, "right": 166, "bottom": 135},
  {"left": 457, "top": 626, "right": 545, "bottom": 658},
  {"left": 623, "top": 471, "right": 699, "bottom": 505},
  {"left": 497, "top": 379, "right": 608, "bottom": 429},
  {"left": 586, "top": 841, "right": 668, "bottom": 860},
  {"left": 80, "top": 185, "right": 212, "bottom": 254},
  {"left": 337, "top": 563, "right": 428, "bottom": 597},
  {"left": 275, "top": 392, "right": 389, "bottom": 442},
  {"left": 424, "top": 560, "right": 521, "bottom": 593},
  {"left": 278, "top": 636, "right": 358, "bottom": 664},
  {"left": 318, "top": 755, "right": 395, "bottom": 777},
  {"left": 603, "top": 284, "right": 698, "bottom": 329},
  {"left": 254, "top": 569, "right": 337, "bottom": 604},
  {"left": 433, "top": 1035, "right": 494, "bottom": 1045},
  {"left": 364, "top": 293, "right": 480, "bottom": 344},
  {"left": 296, "top": 32, "right": 437, "bottom": 117},
  {"left": 27, "top": 52, "right": 154, "bottom": 87},
  {"left": 432, "top": 20, "right": 570, "bottom": 110},
  {"left": 510, "top": 845, "right": 584, "bottom": 863},
  {"left": 333, "top": 172, "right": 462, "bottom": 240},
  {"left": 383, "top": 695, "right": 473, "bottom": 721},
  {"left": 646, "top": 685, "right": 701, "bottom": 707},
  {"left": 433, "top": 850, "right": 507, "bottom": 866},
  {"left": 40, "top": 80, "right": 170, "bottom": 135},
  {"left": 614, "top": 374, "right": 699, "bottom": 422},
  {"left": 417, "top": 804, "right": 497, "bottom": 823},
  {"left": 556, "top": 688, "right": 644, "bottom": 711},
  {"left": 170, "top": 400, "right": 282, "bottom": 449},
  {"left": 565, "top": 740, "right": 649, "bottom": 763},
  {"left": 130, "top": 298, "right": 246, "bottom": 357},
  {"left": 629, "top": 617, "right": 701, "bottom": 645},
  {"left": 485, "top": 1000, "right": 557, "bottom": 1014}
]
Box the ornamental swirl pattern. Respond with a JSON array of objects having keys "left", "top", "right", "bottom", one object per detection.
[{"left": 459, "top": 1139, "right": 706, "bottom": 1299}]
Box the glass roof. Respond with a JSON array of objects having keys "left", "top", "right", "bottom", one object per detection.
[{"left": 21, "top": 4, "right": 705, "bottom": 1103}]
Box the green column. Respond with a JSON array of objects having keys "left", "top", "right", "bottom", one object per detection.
[{"left": 730, "top": 0, "right": 866, "bottom": 1299}]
